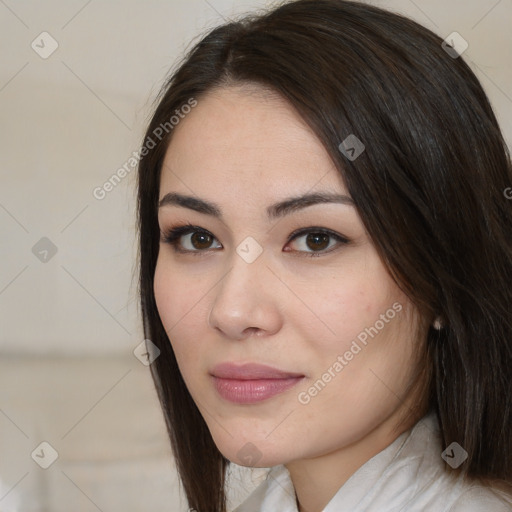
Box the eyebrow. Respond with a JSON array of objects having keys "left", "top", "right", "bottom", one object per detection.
[{"left": 158, "top": 191, "right": 354, "bottom": 220}]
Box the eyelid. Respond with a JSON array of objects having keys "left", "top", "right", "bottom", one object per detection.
[
  {"left": 160, "top": 224, "right": 220, "bottom": 255},
  {"left": 287, "top": 226, "right": 350, "bottom": 245},
  {"left": 284, "top": 227, "right": 350, "bottom": 257}
]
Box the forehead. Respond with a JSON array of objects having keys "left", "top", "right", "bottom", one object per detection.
[{"left": 159, "top": 85, "right": 347, "bottom": 201}]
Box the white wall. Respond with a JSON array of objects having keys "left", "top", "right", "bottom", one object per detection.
[{"left": 1, "top": 0, "right": 511, "bottom": 356}]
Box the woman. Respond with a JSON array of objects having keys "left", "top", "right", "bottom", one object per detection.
[{"left": 137, "top": 0, "right": 512, "bottom": 510}]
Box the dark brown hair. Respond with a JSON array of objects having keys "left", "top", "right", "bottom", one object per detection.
[{"left": 137, "top": 1, "right": 512, "bottom": 510}]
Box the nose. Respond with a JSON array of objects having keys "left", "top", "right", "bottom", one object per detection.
[{"left": 207, "top": 249, "right": 283, "bottom": 341}]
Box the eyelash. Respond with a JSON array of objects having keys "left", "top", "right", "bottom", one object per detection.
[{"left": 159, "top": 223, "right": 350, "bottom": 258}]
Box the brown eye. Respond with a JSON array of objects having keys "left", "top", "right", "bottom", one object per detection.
[
  {"left": 286, "top": 228, "right": 349, "bottom": 256},
  {"left": 305, "top": 233, "right": 330, "bottom": 251},
  {"left": 161, "top": 225, "right": 222, "bottom": 253},
  {"left": 190, "top": 232, "right": 214, "bottom": 250}
]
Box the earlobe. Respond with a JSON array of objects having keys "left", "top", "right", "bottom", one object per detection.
[{"left": 432, "top": 316, "right": 445, "bottom": 330}]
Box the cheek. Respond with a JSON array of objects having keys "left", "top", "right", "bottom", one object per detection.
[
  {"left": 306, "top": 252, "right": 401, "bottom": 353},
  {"left": 154, "top": 256, "right": 206, "bottom": 319},
  {"left": 153, "top": 257, "right": 209, "bottom": 358},
  {"left": 153, "top": 258, "right": 216, "bottom": 404},
  {"left": 154, "top": 258, "right": 181, "bottom": 328}
]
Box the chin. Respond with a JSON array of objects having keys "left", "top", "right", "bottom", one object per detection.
[{"left": 212, "top": 433, "right": 291, "bottom": 468}]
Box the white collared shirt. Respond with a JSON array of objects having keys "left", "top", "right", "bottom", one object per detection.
[{"left": 232, "top": 411, "right": 511, "bottom": 511}]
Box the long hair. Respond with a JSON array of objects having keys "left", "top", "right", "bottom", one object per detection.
[{"left": 136, "top": 1, "right": 512, "bottom": 510}]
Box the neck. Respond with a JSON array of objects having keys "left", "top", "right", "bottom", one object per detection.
[{"left": 286, "top": 406, "right": 424, "bottom": 512}]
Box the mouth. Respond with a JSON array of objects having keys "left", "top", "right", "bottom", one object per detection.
[{"left": 210, "top": 362, "right": 305, "bottom": 404}]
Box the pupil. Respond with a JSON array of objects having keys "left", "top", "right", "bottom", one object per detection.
[
  {"left": 192, "top": 232, "right": 212, "bottom": 249},
  {"left": 307, "top": 233, "right": 329, "bottom": 251}
]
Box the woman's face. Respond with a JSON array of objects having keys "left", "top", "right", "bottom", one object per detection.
[{"left": 154, "top": 85, "right": 426, "bottom": 468}]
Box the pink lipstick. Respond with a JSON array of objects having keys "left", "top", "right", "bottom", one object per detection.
[{"left": 210, "top": 363, "right": 304, "bottom": 404}]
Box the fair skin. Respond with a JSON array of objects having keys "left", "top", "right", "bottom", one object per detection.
[{"left": 154, "top": 84, "right": 428, "bottom": 512}]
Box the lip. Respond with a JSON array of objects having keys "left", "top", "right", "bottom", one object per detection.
[
  {"left": 210, "top": 363, "right": 305, "bottom": 404},
  {"left": 211, "top": 362, "right": 304, "bottom": 380}
]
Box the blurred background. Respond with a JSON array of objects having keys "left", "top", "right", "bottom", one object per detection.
[{"left": 0, "top": 0, "right": 510, "bottom": 510}]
